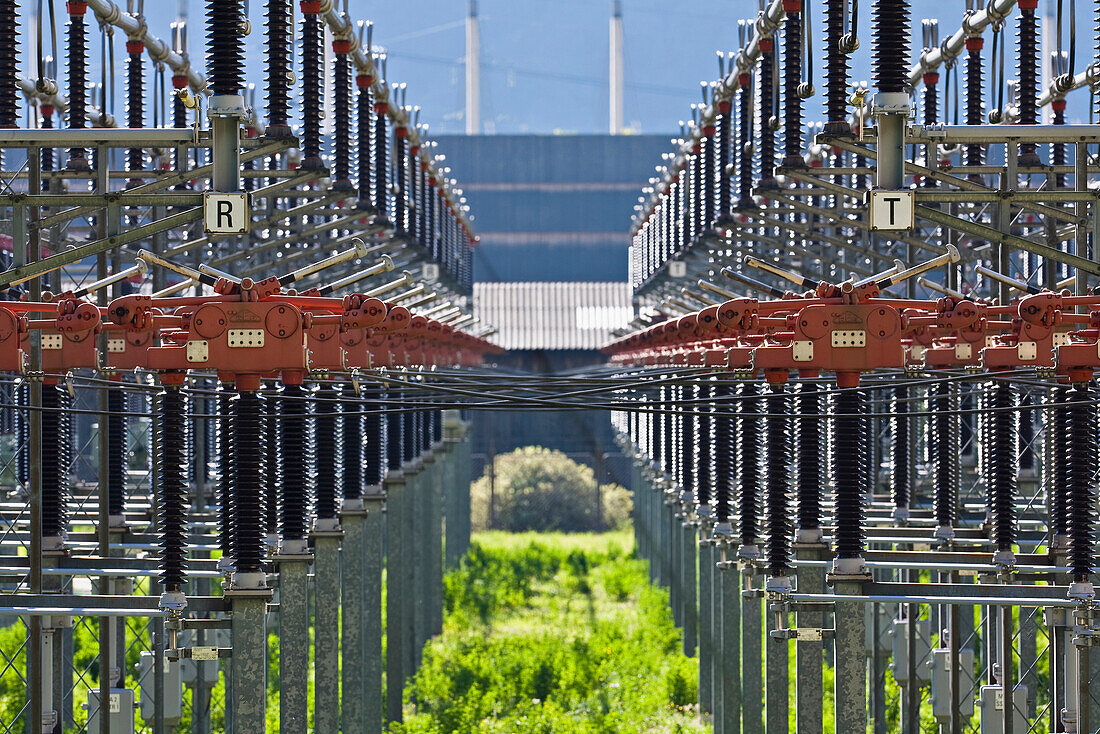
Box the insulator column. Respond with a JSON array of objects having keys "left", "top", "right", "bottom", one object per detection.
[
  {"left": 106, "top": 386, "right": 127, "bottom": 521},
  {"left": 832, "top": 388, "right": 867, "bottom": 572},
  {"left": 781, "top": 0, "right": 805, "bottom": 169},
  {"left": 872, "top": 0, "right": 910, "bottom": 93},
  {"left": 823, "top": 0, "right": 851, "bottom": 135},
  {"left": 1065, "top": 382, "right": 1097, "bottom": 592},
  {"left": 40, "top": 106, "right": 54, "bottom": 178},
  {"left": 374, "top": 98, "right": 390, "bottom": 221},
  {"left": 0, "top": 0, "right": 16, "bottom": 132},
  {"left": 65, "top": 1, "right": 90, "bottom": 170},
  {"left": 342, "top": 386, "right": 364, "bottom": 504},
  {"left": 393, "top": 130, "right": 407, "bottom": 234},
  {"left": 929, "top": 380, "right": 959, "bottom": 540},
  {"left": 715, "top": 98, "right": 733, "bottom": 225},
  {"left": 280, "top": 383, "right": 311, "bottom": 552},
  {"left": 696, "top": 382, "right": 713, "bottom": 511},
  {"left": 1048, "top": 386, "right": 1069, "bottom": 547},
  {"left": 299, "top": 1, "right": 324, "bottom": 169},
  {"left": 358, "top": 74, "right": 375, "bottom": 207},
  {"left": 987, "top": 382, "right": 1018, "bottom": 565},
  {"left": 217, "top": 384, "right": 236, "bottom": 567},
  {"left": 765, "top": 383, "right": 792, "bottom": 583},
  {"left": 208, "top": 0, "right": 244, "bottom": 95},
  {"left": 266, "top": 0, "right": 294, "bottom": 136},
  {"left": 16, "top": 381, "right": 27, "bottom": 491},
  {"left": 207, "top": 0, "right": 245, "bottom": 191},
  {"left": 1053, "top": 99, "right": 1067, "bottom": 188},
  {"left": 737, "top": 382, "right": 762, "bottom": 557},
  {"left": 173, "top": 75, "right": 189, "bottom": 178},
  {"left": 126, "top": 39, "right": 145, "bottom": 176},
  {"left": 313, "top": 382, "right": 341, "bottom": 528},
  {"left": 796, "top": 382, "right": 823, "bottom": 543},
  {"left": 871, "top": 0, "right": 910, "bottom": 189},
  {"left": 155, "top": 384, "right": 189, "bottom": 596},
  {"left": 757, "top": 38, "right": 777, "bottom": 188},
  {"left": 921, "top": 69, "right": 938, "bottom": 183},
  {"left": 264, "top": 386, "right": 281, "bottom": 539},
  {"left": 1016, "top": 0, "right": 1040, "bottom": 165},
  {"left": 232, "top": 390, "right": 266, "bottom": 581},
  {"left": 41, "top": 384, "right": 71, "bottom": 547},
  {"left": 736, "top": 71, "right": 754, "bottom": 208},
  {"left": 680, "top": 385, "right": 694, "bottom": 503},
  {"left": 364, "top": 385, "right": 385, "bottom": 487},
  {"left": 890, "top": 385, "right": 911, "bottom": 521},
  {"left": 713, "top": 380, "right": 734, "bottom": 533},
  {"left": 332, "top": 35, "right": 353, "bottom": 189},
  {"left": 386, "top": 400, "right": 403, "bottom": 475},
  {"left": 965, "top": 36, "right": 984, "bottom": 169}
]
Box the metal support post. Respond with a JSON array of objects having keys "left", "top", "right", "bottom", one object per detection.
[
  {"left": 278, "top": 555, "right": 311, "bottom": 732},
  {"left": 874, "top": 97, "right": 908, "bottom": 190},
  {"left": 313, "top": 534, "right": 342, "bottom": 734},
  {"left": 428, "top": 446, "right": 445, "bottom": 637},
  {"left": 340, "top": 508, "right": 367, "bottom": 734},
  {"left": 683, "top": 518, "right": 697, "bottom": 656},
  {"left": 385, "top": 473, "right": 407, "bottom": 723},
  {"left": 363, "top": 493, "right": 386, "bottom": 734},
  {"left": 743, "top": 569, "right": 764, "bottom": 734},
  {"left": 459, "top": 420, "right": 473, "bottom": 559},
  {"left": 699, "top": 538, "right": 713, "bottom": 716},
  {"left": 415, "top": 455, "right": 432, "bottom": 660},
  {"left": 210, "top": 95, "right": 244, "bottom": 192},
  {"left": 795, "top": 544, "right": 826, "bottom": 734},
  {"left": 229, "top": 593, "right": 269, "bottom": 732},
  {"left": 670, "top": 499, "right": 680, "bottom": 622},
  {"left": 719, "top": 554, "right": 741, "bottom": 734},
  {"left": 834, "top": 581, "right": 869, "bottom": 733},
  {"left": 766, "top": 601, "right": 789, "bottom": 734},
  {"left": 407, "top": 464, "right": 423, "bottom": 671},
  {"left": 443, "top": 411, "right": 466, "bottom": 569}
]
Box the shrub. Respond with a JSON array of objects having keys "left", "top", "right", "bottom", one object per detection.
[
  {"left": 396, "top": 535, "right": 704, "bottom": 733},
  {"left": 471, "top": 447, "right": 632, "bottom": 533}
]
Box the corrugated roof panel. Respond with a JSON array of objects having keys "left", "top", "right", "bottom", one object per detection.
[{"left": 474, "top": 282, "right": 632, "bottom": 352}]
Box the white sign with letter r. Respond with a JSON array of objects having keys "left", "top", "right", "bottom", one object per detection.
[{"left": 203, "top": 193, "right": 251, "bottom": 235}]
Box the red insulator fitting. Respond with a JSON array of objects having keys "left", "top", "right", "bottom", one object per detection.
[
  {"left": 126, "top": 40, "right": 144, "bottom": 55},
  {"left": 373, "top": 102, "right": 388, "bottom": 115},
  {"left": 332, "top": 39, "right": 351, "bottom": 55},
  {"left": 782, "top": 0, "right": 802, "bottom": 12},
  {"left": 172, "top": 75, "right": 188, "bottom": 90},
  {"left": 759, "top": 39, "right": 773, "bottom": 53},
  {"left": 300, "top": 0, "right": 322, "bottom": 13},
  {"left": 396, "top": 126, "right": 408, "bottom": 138},
  {"left": 718, "top": 100, "right": 731, "bottom": 114},
  {"left": 965, "top": 37, "right": 983, "bottom": 52},
  {"left": 922, "top": 73, "right": 939, "bottom": 86},
  {"left": 1053, "top": 99, "right": 1067, "bottom": 113},
  {"left": 356, "top": 75, "right": 374, "bottom": 88},
  {"left": 66, "top": 2, "right": 87, "bottom": 14}
]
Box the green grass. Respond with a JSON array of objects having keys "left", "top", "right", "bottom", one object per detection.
[{"left": 392, "top": 531, "right": 708, "bottom": 733}]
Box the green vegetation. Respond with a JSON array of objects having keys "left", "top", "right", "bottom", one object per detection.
[
  {"left": 471, "top": 448, "right": 632, "bottom": 533},
  {"left": 392, "top": 531, "right": 707, "bottom": 733}
]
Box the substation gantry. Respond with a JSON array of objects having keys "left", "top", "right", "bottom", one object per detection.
[
  {"left": 611, "top": 1, "right": 1100, "bottom": 733},
  {"left": 0, "top": 0, "right": 498, "bottom": 732}
]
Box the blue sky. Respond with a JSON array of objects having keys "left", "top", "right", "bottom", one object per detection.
[{"left": 19, "top": 1, "right": 1098, "bottom": 135}]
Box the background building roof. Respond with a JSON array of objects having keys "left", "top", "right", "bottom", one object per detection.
[
  {"left": 436, "top": 134, "right": 670, "bottom": 282},
  {"left": 474, "top": 281, "right": 633, "bottom": 351}
]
